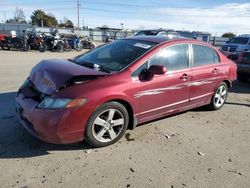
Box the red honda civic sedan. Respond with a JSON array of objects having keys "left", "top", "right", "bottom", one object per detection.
[{"left": 16, "top": 36, "right": 237, "bottom": 147}]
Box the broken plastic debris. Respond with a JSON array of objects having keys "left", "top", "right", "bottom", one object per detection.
[
  {"left": 85, "top": 150, "right": 91, "bottom": 154},
  {"left": 165, "top": 134, "right": 170, "bottom": 139},
  {"left": 198, "top": 151, "right": 205, "bottom": 156}
]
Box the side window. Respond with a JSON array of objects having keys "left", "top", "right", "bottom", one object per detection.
[
  {"left": 213, "top": 50, "right": 220, "bottom": 63},
  {"left": 193, "top": 44, "right": 219, "bottom": 66},
  {"left": 149, "top": 44, "right": 189, "bottom": 71},
  {"left": 131, "top": 62, "right": 148, "bottom": 77}
]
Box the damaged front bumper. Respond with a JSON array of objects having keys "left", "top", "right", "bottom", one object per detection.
[{"left": 15, "top": 91, "right": 88, "bottom": 144}]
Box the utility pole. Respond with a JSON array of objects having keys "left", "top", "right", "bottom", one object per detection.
[
  {"left": 4, "top": 12, "right": 6, "bottom": 23},
  {"left": 77, "top": 1, "right": 80, "bottom": 30},
  {"left": 82, "top": 16, "right": 84, "bottom": 28}
]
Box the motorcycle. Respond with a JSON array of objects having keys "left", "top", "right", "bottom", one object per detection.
[
  {"left": 81, "top": 37, "right": 96, "bottom": 49},
  {"left": 62, "top": 37, "right": 71, "bottom": 52},
  {"left": 1, "top": 34, "right": 30, "bottom": 51},
  {"left": 68, "top": 35, "right": 83, "bottom": 51},
  {"left": 43, "top": 35, "right": 65, "bottom": 52},
  {"left": 27, "top": 33, "right": 46, "bottom": 52},
  {"left": 0, "top": 34, "right": 7, "bottom": 49}
]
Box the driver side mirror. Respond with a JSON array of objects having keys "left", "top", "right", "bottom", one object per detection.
[{"left": 139, "top": 65, "right": 167, "bottom": 81}]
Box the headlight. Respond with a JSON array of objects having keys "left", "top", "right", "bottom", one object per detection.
[{"left": 37, "top": 97, "right": 87, "bottom": 109}]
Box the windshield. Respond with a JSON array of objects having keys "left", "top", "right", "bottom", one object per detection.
[
  {"left": 73, "top": 39, "right": 157, "bottom": 72},
  {"left": 229, "top": 37, "right": 249, "bottom": 44}
]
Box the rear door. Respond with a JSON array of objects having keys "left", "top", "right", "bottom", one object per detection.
[
  {"left": 190, "top": 44, "right": 224, "bottom": 105},
  {"left": 132, "top": 44, "right": 192, "bottom": 123}
]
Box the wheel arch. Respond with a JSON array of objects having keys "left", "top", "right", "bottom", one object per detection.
[
  {"left": 222, "top": 80, "right": 232, "bottom": 88},
  {"left": 106, "top": 99, "right": 136, "bottom": 130}
]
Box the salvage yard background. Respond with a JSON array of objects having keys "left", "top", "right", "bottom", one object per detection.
[{"left": 0, "top": 50, "right": 250, "bottom": 187}]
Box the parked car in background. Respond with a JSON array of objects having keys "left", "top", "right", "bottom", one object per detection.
[
  {"left": 235, "top": 51, "right": 250, "bottom": 82},
  {"left": 134, "top": 29, "right": 181, "bottom": 39},
  {"left": 16, "top": 36, "right": 237, "bottom": 147},
  {"left": 221, "top": 35, "right": 250, "bottom": 59}
]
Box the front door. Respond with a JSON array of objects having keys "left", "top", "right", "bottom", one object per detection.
[{"left": 132, "top": 44, "right": 192, "bottom": 123}]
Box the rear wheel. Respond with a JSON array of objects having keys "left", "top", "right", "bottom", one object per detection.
[
  {"left": 38, "top": 44, "right": 46, "bottom": 52},
  {"left": 2, "top": 42, "right": 10, "bottom": 50},
  {"left": 85, "top": 102, "right": 129, "bottom": 147},
  {"left": 209, "top": 82, "right": 228, "bottom": 110},
  {"left": 56, "top": 41, "right": 64, "bottom": 52},
  {"left": 89, "top": 43, "right": 95, "bottom": 49}
]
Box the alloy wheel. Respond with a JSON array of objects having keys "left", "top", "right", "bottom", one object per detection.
[
  {"left": 214, "top": 85, "right": 227, "bottom": 108},
  {"left": 92, "top": 109, "right": 125, "bottom": 143}
]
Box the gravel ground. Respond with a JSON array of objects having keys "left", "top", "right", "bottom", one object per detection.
[{"left": 0, "top": 50, "right": 250, "bottom": 188}]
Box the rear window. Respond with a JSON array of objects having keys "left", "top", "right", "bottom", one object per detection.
[{"left": 229, "top": 37, "right": 249, "bottom": 44}]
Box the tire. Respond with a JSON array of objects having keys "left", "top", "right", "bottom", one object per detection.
[
  {"left": 75, "top": 43, "right": 83, "bottom": 51},
  {"left": 209, "top": 82, "right": 228, "bottom": 110},
  {"left": 85, "top": 102, "right": 129, "bottom": 147},
  {"left": 2, "top": 42, "right": 10, "bottom": 50},
  {"left": 89, "top": 43, "right": 95, "bottom": 49},
  {"left": 56, "top": 41, "right": 64, "bottom": 52},
  {"left": 64, "top": 45, "right": 71, "bottom": 52},
  {"left": 238, "top": 74, "right": 249, "bottom": 82},
  {"left": 21, "top": 44, "right": 30, "bottom": 52},
  {"left": 38, "top": 44, "right": 46, "bottom": 52}
]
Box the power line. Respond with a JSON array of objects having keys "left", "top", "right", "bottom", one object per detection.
[
  {"left": 0, "top": 0, "right": 73, "bottom": 6},
  {"left": 0, "top": 0, "right": 219, "bottom": 11},
  {"left": 0, "top": 7, "right": 76, "bottom": 13},
  {"left": 1, "top": 3, "right": 249, "bottom": 19}
]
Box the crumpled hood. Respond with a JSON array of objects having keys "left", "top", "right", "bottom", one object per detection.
[{"left": 29, "top": 59, "right": 108, "bottom": 95}]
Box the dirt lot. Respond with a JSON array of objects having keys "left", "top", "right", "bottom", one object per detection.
[{"left": 0, "top": 50, "right": 250, "bottom": 188}]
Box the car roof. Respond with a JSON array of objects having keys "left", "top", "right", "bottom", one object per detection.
[{"left": 125, "top": 36, "right": 198, "bottom": 44}]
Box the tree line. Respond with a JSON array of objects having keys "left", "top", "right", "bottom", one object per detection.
[
  {"left": 6, "top": 7, "right": 74, "bottom": 28},
  {"left": 5, "top": 7, "right": 238, "bottom": 37}
]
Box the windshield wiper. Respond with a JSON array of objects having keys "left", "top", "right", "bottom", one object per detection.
[{"left": 68, "top": 58, "right": 76, "bottom": 63}]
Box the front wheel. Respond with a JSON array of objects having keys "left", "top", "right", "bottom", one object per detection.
[
  {"left": 75, "top": 43, "right": 83, "bottom": 51},
  {"left": 20, "top": 44, "right": 30, "bottom": 52},
  {"left": 85, "top": 102, "right": 129, "bottom": 147},
  {"left": 209, "top": 82, "right": 228, "bottom": 110}
]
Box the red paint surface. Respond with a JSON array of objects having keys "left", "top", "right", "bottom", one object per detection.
[{"left": 16, "top": 38, "right": 237, "bottom": 144}]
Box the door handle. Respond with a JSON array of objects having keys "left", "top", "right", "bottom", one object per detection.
[
  {"left": 212, "top": 68, "right": 220, "bottom": 74},
  {"left": 180, "top": 73, "right": 190, "bottom": 80}
]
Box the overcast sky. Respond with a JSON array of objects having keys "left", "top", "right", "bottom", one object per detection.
[{"left": 1, "top": 0, "right": 250, "bottom": 35}]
